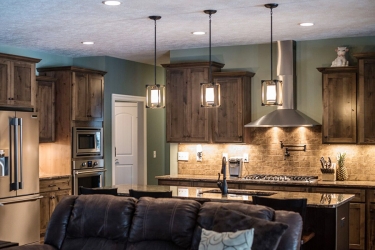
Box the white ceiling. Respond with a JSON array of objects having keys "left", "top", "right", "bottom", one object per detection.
[{"left": 0, "top": 0, "right": 374, "bottom": 65}]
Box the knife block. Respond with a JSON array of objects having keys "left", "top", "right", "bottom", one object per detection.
[{"left": 321, "top": 163, "right": 336, "bottom": 181}]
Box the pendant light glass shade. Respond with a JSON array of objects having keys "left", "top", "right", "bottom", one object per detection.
[
  {"left": 146, "top": 15, "right": 165, "bottom": 109},
  {"left": 200, "top": 10, "right": 220, "bottom": 108},
  {"left": 146, "top": 84, "right": 165, "bottom": 108},
  {"left": 261, "top": 4, "right": 282, "bottom": 106},
  {"left": 261, "top": 80, "right": 283, "bottom": 105},
  {"left": 201, "top": 82, "right": 220, "bottom": 107}
]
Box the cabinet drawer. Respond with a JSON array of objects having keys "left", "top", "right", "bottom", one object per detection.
[
  {"left": 40, "top": 177, "right": 71, "bottom": 193},
  {"left": 158, "top": 180, "right": 192, "bottom": 187},
  {"left": 241, "top": 184, "right": 309, "bottom": 192},
  {"left": 193, "top": 181, "right": 239, "bottom": 189},
  {"left": 311, "top": 187, "right": 364, "bottom": 202}
]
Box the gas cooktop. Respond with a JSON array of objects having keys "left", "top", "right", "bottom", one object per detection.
[{"left": 242, "top": 174, "right": 319, "bottom": 183}]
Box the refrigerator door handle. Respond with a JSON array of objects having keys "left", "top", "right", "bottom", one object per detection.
[
  {"left": 9, "top": 117, "right": 18, "bottom": 191},
  {"left": 19, "top": 118, "right": 23, "bottom": 189}
]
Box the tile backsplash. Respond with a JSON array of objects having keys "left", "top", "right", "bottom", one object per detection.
[{"left": 178, "top": 127, "right": 375, "bottom": 181}]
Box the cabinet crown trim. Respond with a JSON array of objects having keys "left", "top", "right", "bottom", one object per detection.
[
  {"left": 353, "top": 52, "right": 375, "bottom": 59},
  {"left": 37, "top": 66, "right": 107, "bottom": 75},
  {"left": 162, "top": 61, "right": 225, "bottom": 69},
  {"left": 213, "top": 71, "right": 255, "bottom": 77},
  {"left": 317, "top": 66, "right": 357, "bottom": 73},
  {"left": 0, "top": 52, "right": 41, "bottom": 63}
]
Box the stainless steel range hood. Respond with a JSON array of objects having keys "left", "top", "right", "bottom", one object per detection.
[{"left": 245, "top": 40, "right": 320, "bottom": 127}]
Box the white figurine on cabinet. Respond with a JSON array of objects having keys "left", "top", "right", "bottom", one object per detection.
[{"left": 331, "top": 47, "right": 349, "bottom": 67}]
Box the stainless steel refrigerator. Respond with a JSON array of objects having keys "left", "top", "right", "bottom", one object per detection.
[{"left": 0, "top": 110, "right": 41, "bottom": 245}]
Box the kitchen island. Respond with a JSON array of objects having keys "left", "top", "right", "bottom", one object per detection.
[
  {"left": 112, "top": 184, "right": 354, "bottom": 250},
  {"left": 156, "top": 174, "right": 375, "bottom": 250}
]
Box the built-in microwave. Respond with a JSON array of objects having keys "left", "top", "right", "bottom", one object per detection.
[{"left": 73, "top": 127, "right": 103, "bottom": 158}]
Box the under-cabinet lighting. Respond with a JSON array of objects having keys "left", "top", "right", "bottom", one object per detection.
[
  {"left": 102, "top": 1, "right": 121, "bottom": 6},
  {"left": 299, "top": 22, "right": 314, "bottom": 26},
  {"left": 192, "top": 31, "right": 206, "bottom": 35},
  {"left": 81, "top": 41, "right": 94, "bottom": 45}
]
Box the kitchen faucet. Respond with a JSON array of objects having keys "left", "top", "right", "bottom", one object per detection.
[{"left": 217, "top": 156, "right": 228, "bottom": 195}]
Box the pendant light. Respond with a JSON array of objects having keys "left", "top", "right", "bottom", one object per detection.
[
  {"left": 200, "top": 10, "right": 220, "bottom": 108},
  {"left": 146, "top": 16, "right": 165, "bottom": 108},
  {"left": 261, "top": 4, "right": 283, "bottom": 106}
]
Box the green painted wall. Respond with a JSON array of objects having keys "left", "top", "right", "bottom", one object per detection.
[
  {"left": 170, "top": 36, "right": 375, "bottom": 123},
  {"left": 0, "top": 45, "right": 167, "bottom": 186}
]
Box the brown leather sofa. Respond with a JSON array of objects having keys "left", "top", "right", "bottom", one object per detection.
[{"left": 8, "top": 195, "right": 303, "bottom": 250}]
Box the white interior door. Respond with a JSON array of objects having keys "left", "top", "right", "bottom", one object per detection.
[{"left": 114, "top": 102, "right": 138, "bottom": 185}]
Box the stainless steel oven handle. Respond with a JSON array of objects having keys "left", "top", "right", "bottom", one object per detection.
[{"left": 74, "top": 169, "right": 107, "bottom": 175}]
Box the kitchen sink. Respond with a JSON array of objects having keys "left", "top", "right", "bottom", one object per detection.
[{"left": 201, "top": 189, "right": 276, "bottom": 196}]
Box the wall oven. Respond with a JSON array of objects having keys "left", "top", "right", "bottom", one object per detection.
[
  {"left": 72, "top": 159, "right": 105, "bottom": 195},
  {"left": 73, "top": 127, "right": 103, "bottom": 158}
]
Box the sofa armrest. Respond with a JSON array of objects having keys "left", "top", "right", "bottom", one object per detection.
[{"left": 274, "top": 210, "right": 303, "bottom": 250}]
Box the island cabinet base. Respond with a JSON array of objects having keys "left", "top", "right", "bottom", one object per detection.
[{"left": 304, "top": 202, "right": 349, "bottom": 250}]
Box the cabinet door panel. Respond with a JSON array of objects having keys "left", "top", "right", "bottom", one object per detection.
[
  {"left": 0, "top": 60, "right": 10, "bottom": 105},
  {"left": 39, "top": 193, "right": 51, "bottom": 236},
  {"left": 322, "top": 72, "right": 356, "bottom": 143},
  {"left": 358, "top": 58, "right": 375, "bottom": 143},
  {"left": 88, "top": 74, "right": 104, "bottom": 120},
  {"left": 13, "top": 61, "right": 33, "bottom": 106},
  {"left": 166, "top": 68, "right": 186, "bottom": 142},
  {"left": 72, "top": 72, "right": 89, "bottom": 121},
  {"left": 37, "top": 81, "right": 55, "bottom": 142},
  {"left": 212, "top": 77, "right": 242, "bottom": 142},
  {"left": 186, "top": 68, "right": 209, "bottom": 142},
  {"left": 349, "top": 203, "right": 365, "bottom": 249}
]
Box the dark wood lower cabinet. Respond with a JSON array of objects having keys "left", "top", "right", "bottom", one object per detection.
[
  {"left": 349, "top": 203, "right": 366, "bottom": 249},
  {"left": 40, "top": 177, "right": 71, "bottom": 239}
]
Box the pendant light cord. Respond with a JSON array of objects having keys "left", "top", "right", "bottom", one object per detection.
[
  {"left": 209, "top": 13, "right": 212, "bottom": 84},
  {"left": 154, "top": 18, "right": 157, "bottom": 86},
  {"left": 270, "top": 7, "right": 273, "bottom": 81}
]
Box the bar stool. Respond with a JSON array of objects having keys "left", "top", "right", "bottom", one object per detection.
[
  {"left": 129, "top": 189, "right": 172, "bottom": 199},
  {"left": 79, "top": 186, "right": 118, "bottom": 196},
  {"left": 252, "top": 196, "right": 315, "bottom": 249}
]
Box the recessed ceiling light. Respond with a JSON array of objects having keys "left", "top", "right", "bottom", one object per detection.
[
  {"left": 102, "top": 1, "right": 121, "bottom": 6},
  {"left": 192, "top": 31, "right": 206, "bottom": 35},
  {"left": 299, "top": 22, "right": 314, "bottom": 26},
  {"left": 81, "top": 41, "right": 94, "bottom": 45}
]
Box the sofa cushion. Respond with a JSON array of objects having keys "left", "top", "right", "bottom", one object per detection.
[
  {"left": 196, "top": 202, "right": 275, "bottom": 231},
  {"left": 212, "top": 207, "right": 288, "bottom": 250},
  {"left": 199, "top": 228, "right": 254, "bottom": 250},
  {"left": 128, "top": 197, "right": 201, "bottom": 249},
  {"left": 191, "top": 202, "right": 275, "bottom": 249},
  {"left": 64, "top": 195, "right": 136, "bottom": 241}
]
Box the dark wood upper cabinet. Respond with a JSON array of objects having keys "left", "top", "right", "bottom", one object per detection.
[
  {"left": 72, "top": 72, "right": 104, "bottom": 121},
  {"left": 37, "top": 66, "right": 106, "bottom": 122},
  {"left": 163, "top": 62, "right": 224, "bottom": 143},
  {"left": 0, "top": 53, "right": 40, "bottom": 108},
  {"left": 317, "top": 67, "right": 357, "bottom": 144},
  {"left": 163, "top": 62, "right": 254, "bottom": 144},
  {"left": 354, "top": 52, "right": 375, "bottom": 144},
  {"left": 36, "top": 75, "right": 56, "bottom": 143},
  {"left": 212, "top": 72, "right": 254, "bottom": 143}
]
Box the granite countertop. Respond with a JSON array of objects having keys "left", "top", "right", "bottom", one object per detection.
[
  {"left": 155, "top": 174, "right": 375, "bottom": 188},
  {"left": 112, "top": 184, "right": 354, "bottom": 208}
]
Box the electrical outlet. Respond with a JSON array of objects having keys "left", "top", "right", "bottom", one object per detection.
[
  {"left": 178, "top": 152, "right": 189, "bottom": 161},
  {"left": 243, "top": 153, "right": 249, "bottom": 163},
  {"left": 222, "top": 153, "right": 228, "bottom": 161},
  {"left": 178, "top": 188, "right": 189, "bottom": 197}
]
